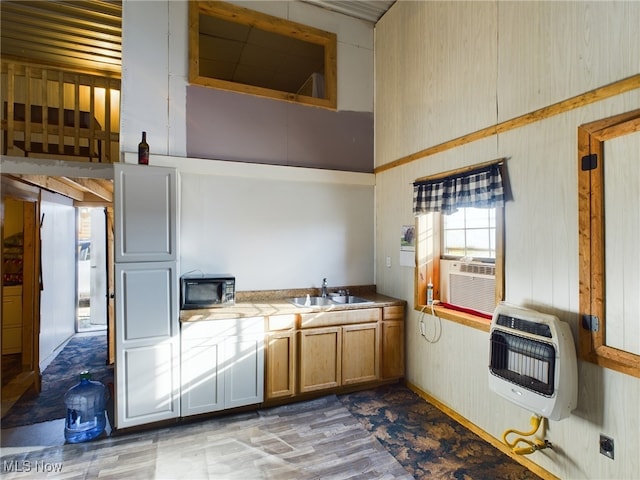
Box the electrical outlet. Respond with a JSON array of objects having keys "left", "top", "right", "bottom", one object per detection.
[{"left": 599, "top": 434, "right": 614, "bottom": 459}]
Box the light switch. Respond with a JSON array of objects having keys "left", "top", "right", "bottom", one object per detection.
[{"left": 386, "top": 256, "right": 391, "bottom": 268}]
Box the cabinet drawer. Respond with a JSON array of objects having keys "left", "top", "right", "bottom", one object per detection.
[
  {"left": 267, "top": 314, "right": 297, "bottom": 331},
  {"left": 3, "top": 285, "right": 22, "bottom": 296},
  {"left": 182, "top": 317, "right": 263, "bottom": 341},
  {"left": 383, "top": 305, "right": 404, "bottom": 321},
  {"left": 300, "top": 308, "right": 380, "bottom": 329}
]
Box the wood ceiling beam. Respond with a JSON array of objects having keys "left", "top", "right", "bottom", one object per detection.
[
  {"left": 11, "top": 174, "right": 85, "bottom": 201},
  {"left": 63, "top": 177, "right": 113, "bottom": 202}
]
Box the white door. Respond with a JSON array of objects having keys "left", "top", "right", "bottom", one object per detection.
[
  {"left": 114, "top": 164, "right": 179, "bottom": 429},
  {"left": 89, "top": 208, "right": 107, "bottom": 326}
]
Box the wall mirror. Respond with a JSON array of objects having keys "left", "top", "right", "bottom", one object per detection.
[
  {"left": 578, "top": 109, "right": 640, "bottom": 378},
  {"left": 189, "top": 1, "right": 337, "bottom": 110}
]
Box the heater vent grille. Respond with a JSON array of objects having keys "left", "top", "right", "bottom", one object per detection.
[{"left": 489, "top": 330, "right": 556, "bottom": 396}]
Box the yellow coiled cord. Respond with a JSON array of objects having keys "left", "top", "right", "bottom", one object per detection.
[{"left": 502, "top": 415, "right": 552, "bottom": 455}]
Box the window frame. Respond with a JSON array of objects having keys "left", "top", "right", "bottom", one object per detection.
[
  {"left": 578, "top": 109, "right": 640, "bottom": 378},
  {"left": 189, "top": 1, "right": 338, "bottom": 110},
  {"left": 414, "top": 164, "right": 505, "bottom": 332}
]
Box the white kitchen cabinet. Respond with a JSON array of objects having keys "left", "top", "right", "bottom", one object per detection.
[
  {"left": 181, "top": 317, "right": 264, "bottom": 417},
  {"left": 114, "top": 164, "right": 177, "bottom": 263},
  {"left": 114, "top": 164, "right": 180, "bottom": 429}
]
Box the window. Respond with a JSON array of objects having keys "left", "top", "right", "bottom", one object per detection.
[
  {"left": 414, "top": 161, "right": 505, "bottom": 331},
  {"left": 189, "top": 1, "right": 337, "bottom": 110},
  {"left": 442, "top": 207, "right": 496, "bottom": 261}
]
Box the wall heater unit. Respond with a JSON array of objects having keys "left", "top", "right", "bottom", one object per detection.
[
  {"left": 488, "top": 302, "right": 577, "bottom": 421},
  {"left": 440, "top": 260, "right": 496, "bottom": 315}
]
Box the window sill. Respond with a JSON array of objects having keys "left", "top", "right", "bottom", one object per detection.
[{"left": 415, "top": 304, "right": 491, "bottom": 333}]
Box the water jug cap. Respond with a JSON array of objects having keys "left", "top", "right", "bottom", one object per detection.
[{"left": 80, "top": 370, "right": 91, "bottom": 380}]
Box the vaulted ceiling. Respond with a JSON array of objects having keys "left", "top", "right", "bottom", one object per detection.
[
  {"left": 0, "top": 0, "right": 122, "bottom": 75},
  {"left": 0, "top": 1, "right": 393, "bottom": 76}
]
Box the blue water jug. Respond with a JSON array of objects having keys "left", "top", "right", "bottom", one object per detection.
[{"left": 64, "top": 370, "right": 107, "bottom": 443}]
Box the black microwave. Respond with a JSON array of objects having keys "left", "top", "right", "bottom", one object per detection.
[{"left": 180, "top": 274, "right": 235, "bottom": 310}]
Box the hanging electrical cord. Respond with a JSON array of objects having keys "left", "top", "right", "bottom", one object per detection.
[
  {"left": 418, "top": 303, "right": 442, "bottom": 343},
  {"left": 502, "top": 415, "right": 552, "bottom": 455}
]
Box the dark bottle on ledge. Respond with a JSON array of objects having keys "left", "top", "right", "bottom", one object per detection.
[{"left": 138, "top": 131, "right": 149, "bottom": 165}]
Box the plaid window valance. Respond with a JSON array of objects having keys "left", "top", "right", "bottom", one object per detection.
[{"left": 413, "top": 163, "right": 504, "bottom": 215}]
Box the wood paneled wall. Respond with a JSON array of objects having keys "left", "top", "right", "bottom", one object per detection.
[{"left": 374, "top": 2, "right": 640, "bottom": 479}]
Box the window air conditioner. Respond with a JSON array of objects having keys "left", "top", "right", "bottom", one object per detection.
[{"left": 440, "top": 259, "right": 496, "bottom": 315}]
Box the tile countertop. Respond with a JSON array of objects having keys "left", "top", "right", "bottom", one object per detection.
[{"left": 180, "top": 287, "right": 406, "bottom": 323}]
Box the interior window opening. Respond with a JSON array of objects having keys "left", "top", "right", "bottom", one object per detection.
[{"left": 189, "top": 1, "right": 338, "bottom": 109}]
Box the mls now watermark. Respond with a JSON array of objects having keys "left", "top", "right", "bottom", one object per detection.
[{"left": 3, "top": 460, "right": 63, "bottom": 473}]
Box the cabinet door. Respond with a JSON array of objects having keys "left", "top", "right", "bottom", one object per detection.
[
  {"left": 382, "top": 305, "right": 405, "bottom": 379},
  {"left": 225, "top": 334, "right": 265, "bottom": 409},
  {"left": 2, "top": 291, "right": 23, "bottom": 354},
  {"left": 381, "top": 321, "right": 405, "bottom": 379},
  {"left": 115, "top": 262, "right": 180, "bottom": 427},
  {"left": 181, "top": 337, "right": 224, "bottom": 416},
  {"left": 181, "top": 320, "right": 232, "bottom": 417},
  {"left": 114, "top": 164, "right": 177, "bottom": 263},
  {"left": 342, "top": 323, "right": 379, "bottom": 385},
  {"left": 265, "top": 330, "right": 296, "bottom": 399},
  {"left": 299, "top": 327, "right": 341, "bottom": 393}
]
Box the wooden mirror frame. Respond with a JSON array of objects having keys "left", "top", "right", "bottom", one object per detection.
[
  {"left": 189, "top": 1, "right": 337, "bottom": 110},
  {"left": 578, "top": 108, "right": 640, "bottom": 378}
]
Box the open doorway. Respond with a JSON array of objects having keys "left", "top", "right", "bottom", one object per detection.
[
  {"left": 1, "top": 186, "right": 40, "bottom": 421},
  {"left": 76, "top": 207, "right": 107, "bottom": 333}
]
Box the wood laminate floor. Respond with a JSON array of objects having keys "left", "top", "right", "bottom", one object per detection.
[{"left": 0, "top": 395, "right": 411, "bottom": 479}]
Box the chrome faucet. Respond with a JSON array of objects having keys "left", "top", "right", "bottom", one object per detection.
[{"left": 321, "top": 278, "right": 328, "bottom": 297}]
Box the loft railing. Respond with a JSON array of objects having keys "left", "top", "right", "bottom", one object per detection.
[{"left": 1, "top": 60, "right": 121, "bottom": 163}]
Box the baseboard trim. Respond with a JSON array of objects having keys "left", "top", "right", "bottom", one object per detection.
[{"left": 405, "top": 381, "right": 559, "bottom": 480}]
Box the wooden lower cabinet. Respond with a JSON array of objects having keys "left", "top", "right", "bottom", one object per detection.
[
  {"left": 298, "top": 308, "right": 382, "bottom": 393},
  {"left": 265, "top": 314, "right": 297, "bottom": 400},
  {"left": 265, "top": 304, "right": 404, "bottom": 400},
  {"left": 299, "top": 326, "right": 342, "bottom": 393},
  {"left": 381, "top": 306, "right": 405, "bottom": 379},
  {"left": 342, "top": 322, "right": 380, "bottom": 385},
  {"left": 2, "top": 285, "right": 23, "bottom": 354}
]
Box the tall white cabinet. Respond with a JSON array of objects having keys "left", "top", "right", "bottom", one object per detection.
[{"left": 114, "top": 164, "right": 180, "bottom": 428}]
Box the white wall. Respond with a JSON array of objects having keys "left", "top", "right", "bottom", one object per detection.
[
  {"left": 146, "top": 154, "right": 375, "bottom": 291},
  {"left": 119, "top": 2, "right": 377, "bottom": 292},
  {"left": 375, "top": 2, "right": 639, "bottom": 479},
  {"left": 39, "top": 191, "right": 76, "bottom": 366},
  {"left": 120, "top": 0, "right": 374, "bottom": 158}
]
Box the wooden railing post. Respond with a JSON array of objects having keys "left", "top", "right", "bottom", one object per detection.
[{"left": 1, "top": 59, "right": 120, "bottom": 163}]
